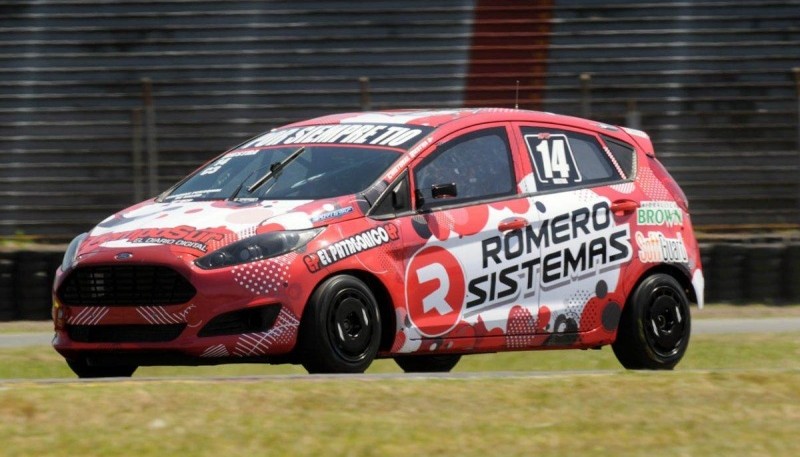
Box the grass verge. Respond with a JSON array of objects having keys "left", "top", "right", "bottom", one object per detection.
[
  {"left": 1, "top": 370, "right": 798, "bottom": 457},
  {"left": 1, "top": 332, "right": 798, "bottom": 456}
]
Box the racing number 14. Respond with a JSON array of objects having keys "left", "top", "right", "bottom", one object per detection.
[
  {"left": 526, "top": 133, "right": 582, "bottom": 187},
  {"left": 536, "top": 137, "right": 572, "bottom": 184}
]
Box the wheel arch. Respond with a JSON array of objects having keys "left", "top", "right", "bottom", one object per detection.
[
  {"left": 631, "top": 263, "right": 697, "bottom": 306},
  {"left": 304, "top": 268, "right": 397, "bottom": 353}
]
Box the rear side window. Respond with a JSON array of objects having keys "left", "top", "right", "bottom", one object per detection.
[
  {"left": 520, "top": 126, "right": 622, "bottom": 191},
  {"left": 602, "top": 135, "right": 637, "bottom": 179}
]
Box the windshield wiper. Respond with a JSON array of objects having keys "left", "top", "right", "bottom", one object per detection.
[
  {"left": 247, "top": 146, "right": 306, "bottom": 194},
  {"left": 228, "top": 146, "right": 306, "bottom": 200}
]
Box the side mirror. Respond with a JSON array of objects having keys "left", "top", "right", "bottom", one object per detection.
[{"left": 431, "top": 182, "right": 457, "bottom": 199}]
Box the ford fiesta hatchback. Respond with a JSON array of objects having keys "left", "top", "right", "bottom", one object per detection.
[{"left": 53, "top": 109, "right": 704, "bottom": 377}]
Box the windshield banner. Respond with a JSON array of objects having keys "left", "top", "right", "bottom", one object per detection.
[{"left": 240, "top": 124, "right": 434, "bottom": 150}]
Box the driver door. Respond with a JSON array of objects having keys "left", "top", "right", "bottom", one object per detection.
[{"left": 394, "top": 124, "right": 540, "bottom": 345}]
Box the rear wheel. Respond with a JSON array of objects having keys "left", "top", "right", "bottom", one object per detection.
[
  {"left": 67, "top": 359, "right": 137, "bottom": 378},
  {"left": 299, "top": 275, "right": 381, "bottom": 374},
  {"left": 394, "top": 354, "right": 461, "bottom": 373},
  {"left": 612, "top": 274, "right": 691, "bottom": 370}
]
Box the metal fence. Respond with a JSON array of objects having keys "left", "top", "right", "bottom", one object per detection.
[{"left": 1, "top": 0, "right": 800, "bottom": 241}]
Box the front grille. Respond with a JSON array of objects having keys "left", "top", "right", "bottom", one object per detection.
[
  {"left": 67, "top": 323, "right": 186, "bottom": 343},
  {"left": 58, "top": 265, "right": 196, "bottom": 306}
]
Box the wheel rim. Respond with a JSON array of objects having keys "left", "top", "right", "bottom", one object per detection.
[
  {"left": 327, "top": 288, "right": 374, "bottom": 363},
  {"left": 644, "top": 285, "right": 688, "bottom": 358}
]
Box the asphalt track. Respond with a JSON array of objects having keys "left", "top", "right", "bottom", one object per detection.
[
  {"left": 2, "top": 367, "right": 799, "bottom": 386},
  {"left": 1, "top": 317, "right": 799, "bottom": 349}
]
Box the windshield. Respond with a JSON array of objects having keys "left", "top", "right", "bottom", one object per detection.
[{"left": 164, "top": 145, "right": 400, "bottom": 201}]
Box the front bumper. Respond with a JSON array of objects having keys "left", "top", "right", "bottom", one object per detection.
[{"left": 52, "top": 246, "right": 305, "bottom": 365}]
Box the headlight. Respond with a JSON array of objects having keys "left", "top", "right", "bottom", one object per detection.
[
  {"left": 195, "top": 229, "right": 322, "bottom": 270},
  {"left": 61, "top": 233, "right": 88, "bottom": 271}
]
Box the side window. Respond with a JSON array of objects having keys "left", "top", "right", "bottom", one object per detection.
[
  {"left": 413, "top": 127, "right": 515, "bottom": 208},
  {"left": 602, "top": 135, "right": 637, "bottom": 179},
  {"left": 521, "top": 127, "right": 621, "bottom": 191}
]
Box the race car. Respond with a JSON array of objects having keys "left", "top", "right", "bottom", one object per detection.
[{"left": 52, "top": 108, "right": 703, "bottom": 377}]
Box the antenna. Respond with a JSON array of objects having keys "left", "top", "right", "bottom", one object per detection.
[{"left": 514, "top": 80, "right": 519, "bottom": 109}]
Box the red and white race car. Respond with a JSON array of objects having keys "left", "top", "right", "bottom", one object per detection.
[{"left": 52, "top": 109, "right": 703, "bottom": 377}]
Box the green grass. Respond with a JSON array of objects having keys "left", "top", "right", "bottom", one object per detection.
[
  {"left": 1, "top": 333, "right": 798, "bottom": 456},
  {"left": 1, "top": 371, "right": 797, "bottom": 456}
]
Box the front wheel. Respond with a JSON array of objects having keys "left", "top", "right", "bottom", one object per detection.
[
  {"left": 67, "top": 359, "right": 137, "bottom": 378},
  {"left": 298, "top": 275, "right": 381, "bottom": 374},
  {"left": 612, "top": 274, "right": 691, "bottom": 370}
]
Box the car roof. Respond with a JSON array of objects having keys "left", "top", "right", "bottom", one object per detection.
[
  {"left": 283, "top": 108, "right": 647, "bottom": 149},
  {"left": 287, "top": 108, "right": 591, "bottom": 129}
]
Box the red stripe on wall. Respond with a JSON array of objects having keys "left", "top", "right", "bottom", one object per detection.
[{"left": 464, "top": 1, "right": 554, "bottom": 109}]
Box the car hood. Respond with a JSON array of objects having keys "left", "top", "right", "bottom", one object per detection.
[{"left": 77, "top": 197, "right": 364, "bottom": 257}]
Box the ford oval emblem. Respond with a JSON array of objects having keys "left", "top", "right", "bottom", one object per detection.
[{"left": 115, "top": 252, "right": 133, "bottom": 260}]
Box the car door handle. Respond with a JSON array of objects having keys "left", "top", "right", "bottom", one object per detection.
[
  {"left": 498, "top": 217, "right": 529, "bottom": 232},
  {"left": 610, "top": 199, "right": 639, "bottom": 215}
]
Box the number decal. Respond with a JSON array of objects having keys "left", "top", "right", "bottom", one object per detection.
[
  {"left": 549, "top": 138, "right": 571, "bottom": 182},
  {"left": 526, "top": 133, "right": 582, "bottom": 188},
  {"left": 199, "top": 157, "right": 232, "bottom": 175}
]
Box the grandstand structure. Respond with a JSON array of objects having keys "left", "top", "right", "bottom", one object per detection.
[{"left": 2, "top": 0, "right": 800, "bottom": 240}]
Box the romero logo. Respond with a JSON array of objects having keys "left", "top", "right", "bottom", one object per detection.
[{"left": 405, "top": 246, "right": 465, "bottom": 337}]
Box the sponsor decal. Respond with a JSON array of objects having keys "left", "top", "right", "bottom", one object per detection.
[
  {"left": 405, "top": 246, "right": 466, "bottom": 337},
  {"left": 240, "top": 124, "right": 432, "bottom": 150},
  {"left": 384, "top": 135, "right": 433, "bottom": 181},
  {"left": 466, "top": 201, "right": 632, "bottom": 312},
  {"left": 303, "top": 223, "right": 399, "bottom": 273},
  {"left": 85, "top": 226, "right": 226, "bottom": 253},
  {"left": 224, "top": 149, "right": 260, "bottom": 158},
  {"left": 164, "top": 189, "right": 223, "bottom": 200},
  {"left": 637, "top": 231, "right": 688, "bottom": 264},
  {"left": 310, "top": 206, "right": 353, "bottom": 223},
  {"left": 636, "top": 201, "right": 682, "bottom": 227}
]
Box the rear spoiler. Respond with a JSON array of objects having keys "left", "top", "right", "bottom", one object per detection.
[{"left": 620, "top": 126, "right": 655, "bottom": 157}]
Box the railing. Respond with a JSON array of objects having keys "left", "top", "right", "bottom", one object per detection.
[{"left": 1, "top": 0, "right": 800, "bottom": 241}]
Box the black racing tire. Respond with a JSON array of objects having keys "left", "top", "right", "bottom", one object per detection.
[
  {"left": 394, "top": 354, "right": 461, "bottom": 373},
  {"left": 299, "top": 275, "right": 381, "bottom": 374},
  {"left": 67, "top": 359, "right": 137, "bottom": 378},
  {"left": 612, "top": 274, "right": 691, "bottom": 370}
]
